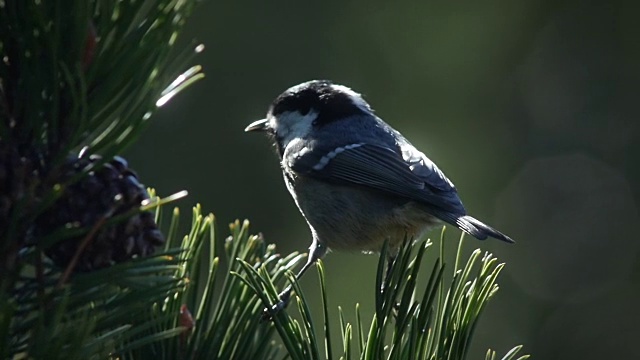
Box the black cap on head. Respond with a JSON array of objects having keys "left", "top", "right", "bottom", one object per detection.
[{"left": 270, "top": 80, "right": 369, "bottom": 127}]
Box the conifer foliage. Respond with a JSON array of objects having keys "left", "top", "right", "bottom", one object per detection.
[
  {"left": 0, "top": 2, "right": 527, "bottom": 359},
  {"left": 0, "top": 1, "right": 203, "bottom": 357}
]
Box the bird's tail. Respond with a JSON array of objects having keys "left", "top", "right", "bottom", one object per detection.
[
  {"left": 432, "top": 210, "right": 514, "bottom": 243},
  {"left": 455, "top": 215, "right": 515, "bottom": 243}
]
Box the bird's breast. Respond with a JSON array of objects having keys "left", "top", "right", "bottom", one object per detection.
[{"left": 284, "top": 174, "right": 440, "bottom": 252}]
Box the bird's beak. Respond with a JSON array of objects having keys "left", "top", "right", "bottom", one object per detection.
[{"left": 244, "top": 118, "right": 269, "bottom": 132}]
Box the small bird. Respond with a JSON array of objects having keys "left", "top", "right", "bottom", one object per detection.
[{"left": 245, "top": 80, "right": 514, "bottom": 314}]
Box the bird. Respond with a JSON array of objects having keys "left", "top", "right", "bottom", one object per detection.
[{"left": 245, "top": 80, "right": 514, "bottom": 315}]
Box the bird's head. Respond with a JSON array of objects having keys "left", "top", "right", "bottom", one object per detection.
[{"left": 245, "top": 80, "right": 373, "bottom": 153}]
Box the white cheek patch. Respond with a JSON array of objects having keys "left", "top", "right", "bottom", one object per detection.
[
  {"left": 274, "top": 111, "right": 318, "bottom": 145},
  {"left": 330, "top": 84, "right": 371, "bottom": 114},
  {"left": 312, "top": 143, "right": 364, "bottom": 170}
]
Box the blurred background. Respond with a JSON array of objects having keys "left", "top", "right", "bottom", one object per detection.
[{"left": 127, "top": 0, "right": 640, "bottom": 358}]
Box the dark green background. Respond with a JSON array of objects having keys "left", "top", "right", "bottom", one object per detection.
[{"left": 127, "top": 0, "right": 640, "bottom": 358}]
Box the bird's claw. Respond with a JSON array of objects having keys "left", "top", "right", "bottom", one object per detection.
[{"left": 261, "top": 289, "right": 292, "bottom": 321}]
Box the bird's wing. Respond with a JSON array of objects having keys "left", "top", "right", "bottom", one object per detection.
[{"left": 288, "top": 142, "right": 466, "bottom": 214}]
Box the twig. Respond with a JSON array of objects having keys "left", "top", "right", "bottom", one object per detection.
[{"left": 56, "top": 203, "right": 117, "bottom": 289}]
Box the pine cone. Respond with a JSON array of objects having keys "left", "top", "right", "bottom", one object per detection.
[{"left": 36, "top": 153, "right": 164, "bottom": 272}]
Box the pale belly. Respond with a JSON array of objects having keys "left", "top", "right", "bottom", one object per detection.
[{"left": 286, "top": 174, "right": 440, "bottom": 252}]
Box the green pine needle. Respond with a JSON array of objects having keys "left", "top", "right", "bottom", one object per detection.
[
  {"left": 1, "top": 2, "right": 529, "bottom": 359},
  {"left": 239, "top": 229, "right": 529, "bottom": 360},
  {"left": 0, "top": 0, "right": 203, "bottom": 161}
]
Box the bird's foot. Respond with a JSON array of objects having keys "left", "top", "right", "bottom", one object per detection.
[{"left": 261, "top": 288, "right": 292, "bottom": 321}]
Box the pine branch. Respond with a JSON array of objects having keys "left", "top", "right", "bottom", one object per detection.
[
  {"left": 120, "top": 208, "right": 307, "bottom": 360},
  {"left": 237, "top": 229, "right": 530, "bottom": 360},
  {"left": 1, "top": 1, "right": 204, "bottom": 358},
  {"left": 0, "top": 2, "right": 530, "bottom": 359},
  {"left": 0, "top": 0, "right": 204, "bottom": 158}
]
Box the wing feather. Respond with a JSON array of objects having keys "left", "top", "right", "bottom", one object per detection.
[{"left": 290, "top": 143, "right": 465, "bottom": 214}]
